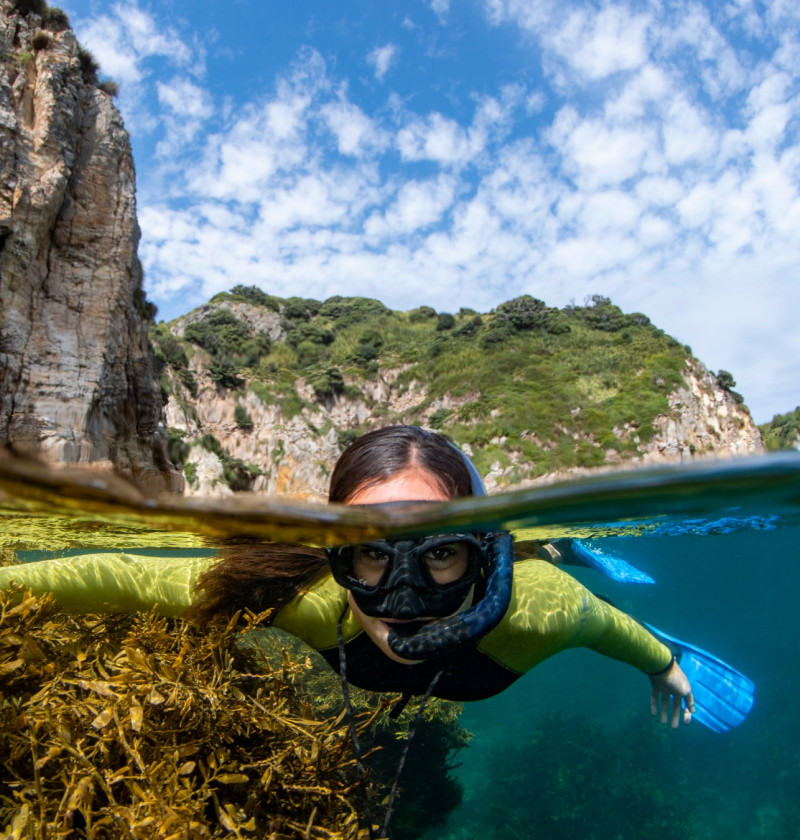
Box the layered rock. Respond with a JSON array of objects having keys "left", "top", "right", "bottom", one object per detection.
[{"left": 0, "top": 2, "right": 180, "bottom": 491}]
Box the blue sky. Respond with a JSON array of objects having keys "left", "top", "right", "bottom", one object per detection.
[{"left": 63, "top": 0, "right": 800, "bottom": 423}]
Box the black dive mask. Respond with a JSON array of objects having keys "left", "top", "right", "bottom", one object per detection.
[{"left": 328, "top": 533, "right": 486, "bottom": 620}]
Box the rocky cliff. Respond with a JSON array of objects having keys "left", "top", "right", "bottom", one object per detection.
[
  {"left": 0, "top": 1, "right": 180, "bottom": 491},
  {"left": 159, "top": 296, "right": 764, "bottom": 500}
]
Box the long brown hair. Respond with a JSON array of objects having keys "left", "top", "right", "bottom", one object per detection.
[
  {"left": 187, "top": 542, "right": 328, "bottom": 623},
  {"left": 189, "top": 426, "right": 474, "bottom": 622}
]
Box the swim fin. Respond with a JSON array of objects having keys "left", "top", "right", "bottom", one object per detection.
[
  {"left": 550, "top": 539, "right": 656, "bottom": 584},
  {"left": 644, "top": 624, "right": 755, "bottom": 732}
]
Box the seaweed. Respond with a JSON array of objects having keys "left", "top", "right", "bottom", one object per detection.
[
  {"left": 0, "top": 588, "right": 470, "bottom": 839},
  {"left": 0, "top": 588, "right": 380, "bottom": 838}
]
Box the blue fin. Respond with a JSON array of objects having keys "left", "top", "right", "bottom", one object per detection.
[
  {"left": 552, "top": 539, "right": 656, "bottom": 584},
  {"left": 645, "top": 624, "right": 755, "bottom": 732}
]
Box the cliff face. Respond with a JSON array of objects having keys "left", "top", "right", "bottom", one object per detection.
[
  {"left": 0, "top": 2, "right": 180, "bottom": 491},
  {"left": 165, "top": 346, "right": 764, "bottom": 501}
]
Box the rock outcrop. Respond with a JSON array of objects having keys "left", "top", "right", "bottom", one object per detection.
[
  {"left": 0, "top": 2, "right": 180, "bottom": 492},
  {"left": 165, "top": 348, "right": 764, "bottom": 500}
]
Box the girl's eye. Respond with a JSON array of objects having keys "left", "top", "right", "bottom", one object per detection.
[
  {"left": 354, "top": 548, "right": 390, "bottom": 565},
  {"left": 424, "top": 546, "right": 457, "bottom": 566}
]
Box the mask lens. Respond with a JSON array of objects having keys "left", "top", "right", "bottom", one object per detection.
[
  {"left": 421, "top": 539, "right": 477, "bottom": 586},
  {"left": 349, "top": 545, "right": 392, "bottom": 588}
]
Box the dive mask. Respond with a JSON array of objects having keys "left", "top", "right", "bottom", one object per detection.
[{"left": 328, "top": 533, "right": 487, "bottom": 620}]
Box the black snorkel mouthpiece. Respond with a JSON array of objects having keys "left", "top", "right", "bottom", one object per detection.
[{"left": 385, "top": 531, "right": 514, "bottom": 660}]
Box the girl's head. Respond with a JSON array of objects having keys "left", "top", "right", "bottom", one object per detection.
[
  {"left": 328, "top": 425, "right": 474, "bottom": 504},
  {"left": 327, "top": 426, "right": 512, "bottom": 664}
]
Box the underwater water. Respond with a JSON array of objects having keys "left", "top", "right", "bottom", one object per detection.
[
  {"left": 419, "top": 524, "right": 800, "bottom": 840},
  {"left": 2, "top": 451, "right": 800, "bottom": 839}
]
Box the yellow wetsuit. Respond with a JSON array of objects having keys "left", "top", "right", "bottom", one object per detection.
[{"left": 0, "top": 553, "right": 672, "bottom": 701}]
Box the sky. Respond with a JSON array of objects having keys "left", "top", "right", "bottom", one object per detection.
[{"left": 62, "top": 0, "right": 800, "bottom": 423}]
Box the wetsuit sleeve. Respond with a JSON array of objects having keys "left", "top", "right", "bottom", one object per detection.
[
  {"left": 479, "top": 560, "right": 673, "bottom": 674},
  {"left": 0, "top": 553, "right": 216, "bottom": 617},
  {"left": 272, "top": 572, "right": 357, "bottom": 651}
]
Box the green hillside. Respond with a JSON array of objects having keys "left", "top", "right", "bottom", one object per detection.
[
  {"left": 150, "top": 289, "right": 712, "bottom": 488},
  {"left": 759, "top": 407, "right": 800, "bottom": 451}
]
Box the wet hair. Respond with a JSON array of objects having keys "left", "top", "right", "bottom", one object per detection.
[
  {"left": 329, "top": 425, "right": 473, "bottom": 503},
  {"left": 189, "top": 425, "right": 473, "bottom": 622}
]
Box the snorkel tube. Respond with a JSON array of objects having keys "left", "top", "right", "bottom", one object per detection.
[{"left": 386, "top": 440, "right": 514, "bottom": 660}]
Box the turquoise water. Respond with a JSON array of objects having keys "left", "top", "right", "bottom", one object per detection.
[
  {"left": 2, "top": 452, "right": 800, "bottom": 838},
  {"left": 421, "top": 524, "right": 800, "bottom": 840}
]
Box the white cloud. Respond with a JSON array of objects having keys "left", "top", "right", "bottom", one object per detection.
[
  {"left": 76, "top": 2, "right": 194, "bottom": 84},
  {"left": 321, "top": 98, "right": 387, "bottom": 156},
  {"left": 548, "top": 5, "right": 651, "bottom": 81},
  {"left": 548, "top": 107, "right": 658, "bottom": 189},
  {"left": 396, "top": 112, "right": 474, "bottom": 165},
  {"left": 367, "top": 44, "right": 398, "bottom": 81},
  {"left": 365, "top": 176, "right": 457, "bottom": 238},
  {"left": 157, "top": 79, "right": 213, "bottom": 119}
]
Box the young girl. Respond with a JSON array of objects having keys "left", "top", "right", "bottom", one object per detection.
[{"left": 0, "top": 425, "right": 694, "bottom": 727}]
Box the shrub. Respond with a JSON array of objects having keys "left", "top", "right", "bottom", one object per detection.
[
  {"left": 98, "top": 79, "right": 119, "bottom": 97},
  {"left": 409, "top": 305, "right": 437, "bottom": 323},
  {"left": 13, "top": 0, "right": 46, "bottom": 16},
  {"left": 183, "top": 462, "right": 197, "bottom": 485},
  {"left": 581, "top": 296, "right": 627, "bottom": 332},
  {"left": 306, "top": 366, "right": 345, "bottom": 401},
  {"left": 133, "top": 287, "right": 158, "bottom": 321},
  {"left": 227, "top": 285, "right": 281, "bottom": 311},
  {"left": 283, "top": 299, "right": 311, "bottom": 322},
  {"left": 43, "top": 7, "right": 71, "bottom": 31},
  {"left": 716, "top": 369, "right": 744, "bottom": 405},
  {"left": 495, "top": 295, "right": 549, "bottom": 331},
  {"left": 208, "top": 355, "right": 243, "bottom": 389},
  {"left": 295, "top": 340, "right": 324, "bottom": 367},
  {"left": 77, "top": 47, "right": 99, "bottom": 85},
  {"left": 234, "top": 403, "right": 254, "bottom": 430},
  {"left": 18, "top": 51, "right": 35, "bottom": 67},
  {"left": 151, "top": 328, "right": 189, "bottom": 369},
  {"left": 429, "top": 408, "right": 450, "bottom": 429},
  {"left": 166, "top": 428, "right": 189, "bottom": 467},
  {"left": 453, "top": 316, "right": 482, "bottom": 338},
  {"left": 318, "top": 296, "right": 390, "bottom": 327},
  {"left": 178, "top": 368, "right": 197, "bottom": 396},
  {"left": 286, "top": 322, "right": 335, "bottom": 348},
  {"left": 32, "top": 32, "right": 51, "bottom": 51},
  {"left": 481, "top": 321, "right": 515, "bottom": 347},
  {"left": 184, "top": 310, "right": 269, "bottom": 370},
  {"left": 436, "top": 313, "right": 455, "bottom": 331}
]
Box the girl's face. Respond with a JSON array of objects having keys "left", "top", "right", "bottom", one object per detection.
[{"left": 344, "top": 468, "right": 472, "bottom": 663}]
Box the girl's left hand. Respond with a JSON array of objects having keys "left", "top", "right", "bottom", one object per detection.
[{"left": 649, "top": 659, "right": 695, "bottom": 728}]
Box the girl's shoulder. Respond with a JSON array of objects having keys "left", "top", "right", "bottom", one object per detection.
[{"left": 272, "top": 572, "right": 354, "bottom": 650}]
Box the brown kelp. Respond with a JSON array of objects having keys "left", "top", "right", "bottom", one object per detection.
[{"left": 0, "top": 587, "right": 382, "bottom": 839}]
